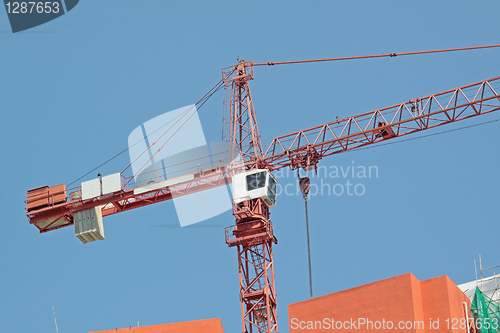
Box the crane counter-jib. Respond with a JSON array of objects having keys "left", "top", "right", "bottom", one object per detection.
[{"left": 26, "top": 166, "right": 233, "bottom": 233}]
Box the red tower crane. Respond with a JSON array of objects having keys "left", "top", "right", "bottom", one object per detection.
[{"left": 25, "top": 45, "right": 500, "bottom": 333}]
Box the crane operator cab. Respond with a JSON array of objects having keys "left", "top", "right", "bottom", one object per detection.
[{"left": 232, "top": 169, "right": 277, "bottom": 208}]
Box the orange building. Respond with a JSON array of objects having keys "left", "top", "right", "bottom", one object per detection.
[
  {"left": 90, "top": 273, "right": 471, "bottom": 333},
  {"left": 288, "top": 273, "right": 471, "bottom": 332},
  {"left": 89, "top": 318, "right": 225, "bottom": 333}
]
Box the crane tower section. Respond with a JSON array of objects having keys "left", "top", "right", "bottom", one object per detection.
[{"left": 224, "top": 61, "right": 279, "bottom": 333}]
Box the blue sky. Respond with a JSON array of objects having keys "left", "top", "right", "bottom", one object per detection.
[{"left": 1, "top": 1, "right": 499, "bottom": 332}]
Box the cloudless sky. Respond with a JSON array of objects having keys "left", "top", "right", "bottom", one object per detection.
[{"left": 1, "top": 1, "right": 499, "bottom": 332}]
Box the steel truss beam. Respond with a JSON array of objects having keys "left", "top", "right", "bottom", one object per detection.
[{"left": 258, "top": 76, "right": 500, "bottom": 171}]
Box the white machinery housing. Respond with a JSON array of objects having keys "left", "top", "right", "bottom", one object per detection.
[
  {"left": 232, "top": 169, "right": 277, "bottom": 208},
  {"left": 81, "top": 173, "right": 122, "bottom": 201}
]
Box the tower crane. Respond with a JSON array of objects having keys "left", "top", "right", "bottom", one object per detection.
[{"left": 25, "top": 44, "right": 500, "bottom": 333}]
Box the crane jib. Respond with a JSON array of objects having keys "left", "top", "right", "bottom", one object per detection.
[{"left": 26, "top": 76, "right": 500, "bottom": 232}]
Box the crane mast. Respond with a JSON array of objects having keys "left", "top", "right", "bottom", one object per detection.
[
  {"left": 223, "top": 61, "right": 278, "bottom": 333},
  {"left": 25, "top": 47, "right": 500, "bottom": 333}
]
